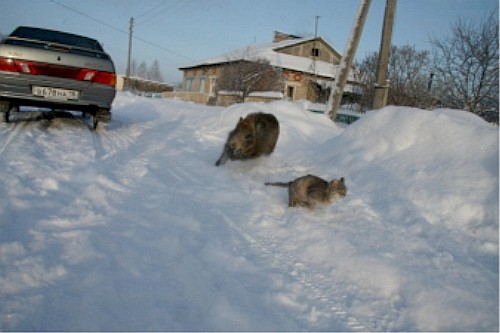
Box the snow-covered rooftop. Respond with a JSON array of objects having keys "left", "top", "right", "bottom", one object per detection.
[{"left": 181, "top": 37, "right": 357, "bottom": 81}]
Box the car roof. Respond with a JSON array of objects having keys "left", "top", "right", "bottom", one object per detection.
[{"left": 9, "top": 26, "right": 104, "bottom": 52}]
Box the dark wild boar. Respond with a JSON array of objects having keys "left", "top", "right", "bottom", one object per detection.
[{"left": 215, "top": 112, "right": 279, "bottom": 166}]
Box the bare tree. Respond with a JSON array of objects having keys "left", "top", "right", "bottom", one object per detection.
[
  {"left": 130, "top": 59, "right": 164, "bottom": 82},
  {"left": 148, "top": 59, "right": 164, "bottom": 82},
  {"left": 357, "top": 45, "right": 433, "bottom": 110},
  {"left": 430, "top": 11, "right": 499, "bottom": 122},
  {"left": 137, "top": 61, "right": 148, "bottom": 80},
  {"left": 130, "top": 59, "right": 137, "bottom": 77},
  {"left": 388, "top": 45, "right": 433, "bottom": 107},
  {"left": 215, "top": 57, "right": 282, "bottom": 103},
  {"left": 356, "top": 52, "right": 377, "bottom": 110}
]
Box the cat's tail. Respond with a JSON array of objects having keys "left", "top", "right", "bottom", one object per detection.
[{"left": 264, "top": 181, "right": 290, "bottom": 187}]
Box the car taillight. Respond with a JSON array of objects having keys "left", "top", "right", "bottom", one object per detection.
[
  {"left": 18, "top": 62, "right": 31, "bottom": 73},
  {"left": 76, "top": 69, "right": 115, "bottom": 86},
  {"left": 15, "top": 61, "right": 37, "bottom": 74},
  {"left": 0, "top": 57, "right": 18, "bottom": 72},
  {"left": 0, "top": 56, "right": 116, "bottom": 86},
  {"left": 77, "top": 69, "right": 98, "bottom": 81},
  {"left": 0, "top": 58, "right": 37, "bottom": 74},
  {"left": 93, "top": 72, "right": 116, "bottom": 86}
]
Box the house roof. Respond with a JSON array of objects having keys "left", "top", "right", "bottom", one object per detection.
[{"left": 179, "top": 37, "right": 356, "bottom": 81}]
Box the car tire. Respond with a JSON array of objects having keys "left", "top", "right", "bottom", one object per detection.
[
  {"left": 92, "top": 108, "right": 111, "bottom": 130},
  {"left": 0, "top": 101, "right": 10, "bottom": 123}
]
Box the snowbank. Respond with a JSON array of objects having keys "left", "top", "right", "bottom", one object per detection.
[
  {"left": 319, "top": 106, "right": 498, "bottom": 242},
  {"left": 314, "top": 106, "right": 499, "bottom": 330},
  {"left": 0, "top": 94, "right": 497, "bottom": 331}
]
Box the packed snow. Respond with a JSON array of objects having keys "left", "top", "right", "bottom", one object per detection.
[{"left": 0, "top": 93, "right": 498, "bottom": 331}]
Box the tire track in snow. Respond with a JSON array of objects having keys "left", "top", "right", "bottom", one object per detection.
[
  {"left": 30, "top": 122, "right": 168, "bottom": 267},
  {"left": 213, "top": 207, "right": 372, "bottom": 331},
  {"left": 0, "top": 122, "right": 28, "bottom": 158},
  {"left": 90, "top": 122, "right": 145, "bottom": 161}
]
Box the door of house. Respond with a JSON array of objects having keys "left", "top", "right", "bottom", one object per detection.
[
  {"left": 209, "top": 77, "right": 217, "bottom": 97},
  {"left": 286, "top": 85, "right": 295, "bottom": 100}
]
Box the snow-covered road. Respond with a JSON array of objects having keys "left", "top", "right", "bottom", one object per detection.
[{"left": 0, "top": 93, "right": 498, "bottom": 331}]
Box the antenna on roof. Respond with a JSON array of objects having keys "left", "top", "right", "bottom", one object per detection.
[
  {"left": 314, "top": 15, "right": 320, "bottom": 39},
  {"left": 309, "top": 15, "right": 320, "bottom": 75}
]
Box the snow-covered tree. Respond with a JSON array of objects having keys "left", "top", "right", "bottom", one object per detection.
[{"left": 215, "top": 58, "right": 282, "bottom": 103}]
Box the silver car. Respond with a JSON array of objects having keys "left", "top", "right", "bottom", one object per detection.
[{"left": 0, "top": 26, "right": 116, "bottom": 129}]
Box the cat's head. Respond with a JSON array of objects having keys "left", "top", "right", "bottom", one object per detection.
[{"left": 329, "top": 177, "right": 347, "bottom": 198}]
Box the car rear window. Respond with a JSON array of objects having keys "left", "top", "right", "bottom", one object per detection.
[{"left": 9, "top": 26, "right": 104, "bottom": 52}]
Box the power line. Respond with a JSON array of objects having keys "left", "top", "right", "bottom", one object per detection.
[
  {"left": 137, "top": 0, "right": 193, "bottom": 27},
  {"left": 134, "top": 34, "right": 195, "bottom": 61},
  {"left": 135, "top": 0, "right": 169, "bottom": 20},
  {"left": 50, "top": 0, "right": 194, "bottom": 61},
  {"left": 50, "top": 0, "right": 128, "bottom": 35},
  {"left": 135, "top": 0, "right": 175, "bottom": 26}
]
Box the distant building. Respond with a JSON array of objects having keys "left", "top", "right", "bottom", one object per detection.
[
  {"left": 165, "top": 31, "right": 363, "bottom": 106},
  {"left": 116, "top": 75, "right": 174, "bottom": 94}
]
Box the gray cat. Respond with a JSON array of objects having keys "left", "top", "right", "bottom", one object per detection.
[{"left": 265, "top": 174, "right": 347, "bottom": 209}]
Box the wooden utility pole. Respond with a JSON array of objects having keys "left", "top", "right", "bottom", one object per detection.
[
  {"left": 326, "top": 0, "right": 371, "bottom": 121},
  {"left": 372, "top": 0, "right": 397, "bottom": 109},
  {"left": 126, "top": 17, "right": 134, "bottom": 90}
]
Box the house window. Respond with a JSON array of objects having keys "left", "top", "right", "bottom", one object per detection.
[
  {"left": 199, "top": 77, "right": 206, "bottom": 93},
  {"left": 185, "top": 77, "right": 194, "bottom": 91},
  {"left": 311, "top": 48, "right": 320, "bottom": 57}
]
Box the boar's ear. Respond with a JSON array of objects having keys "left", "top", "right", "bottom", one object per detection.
[{"left": 340, "top": 177, "right": 345, "bottom": 183}]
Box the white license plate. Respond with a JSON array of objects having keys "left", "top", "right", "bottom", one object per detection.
[{"left": 32, "top": 86, "right": 79, "bottom": 101}]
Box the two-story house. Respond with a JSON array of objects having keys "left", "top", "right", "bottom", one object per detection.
[{"left": 165, "top": 31, "right": 362, "bottom": 106}]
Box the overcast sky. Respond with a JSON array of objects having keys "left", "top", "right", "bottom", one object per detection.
[{"left": 1, "top": 0, "right": 497, "bottom": 83}]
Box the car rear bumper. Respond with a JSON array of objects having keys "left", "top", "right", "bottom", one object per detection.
[{"left": 0, "top": 72, "right": 116, "bottom": 110}]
